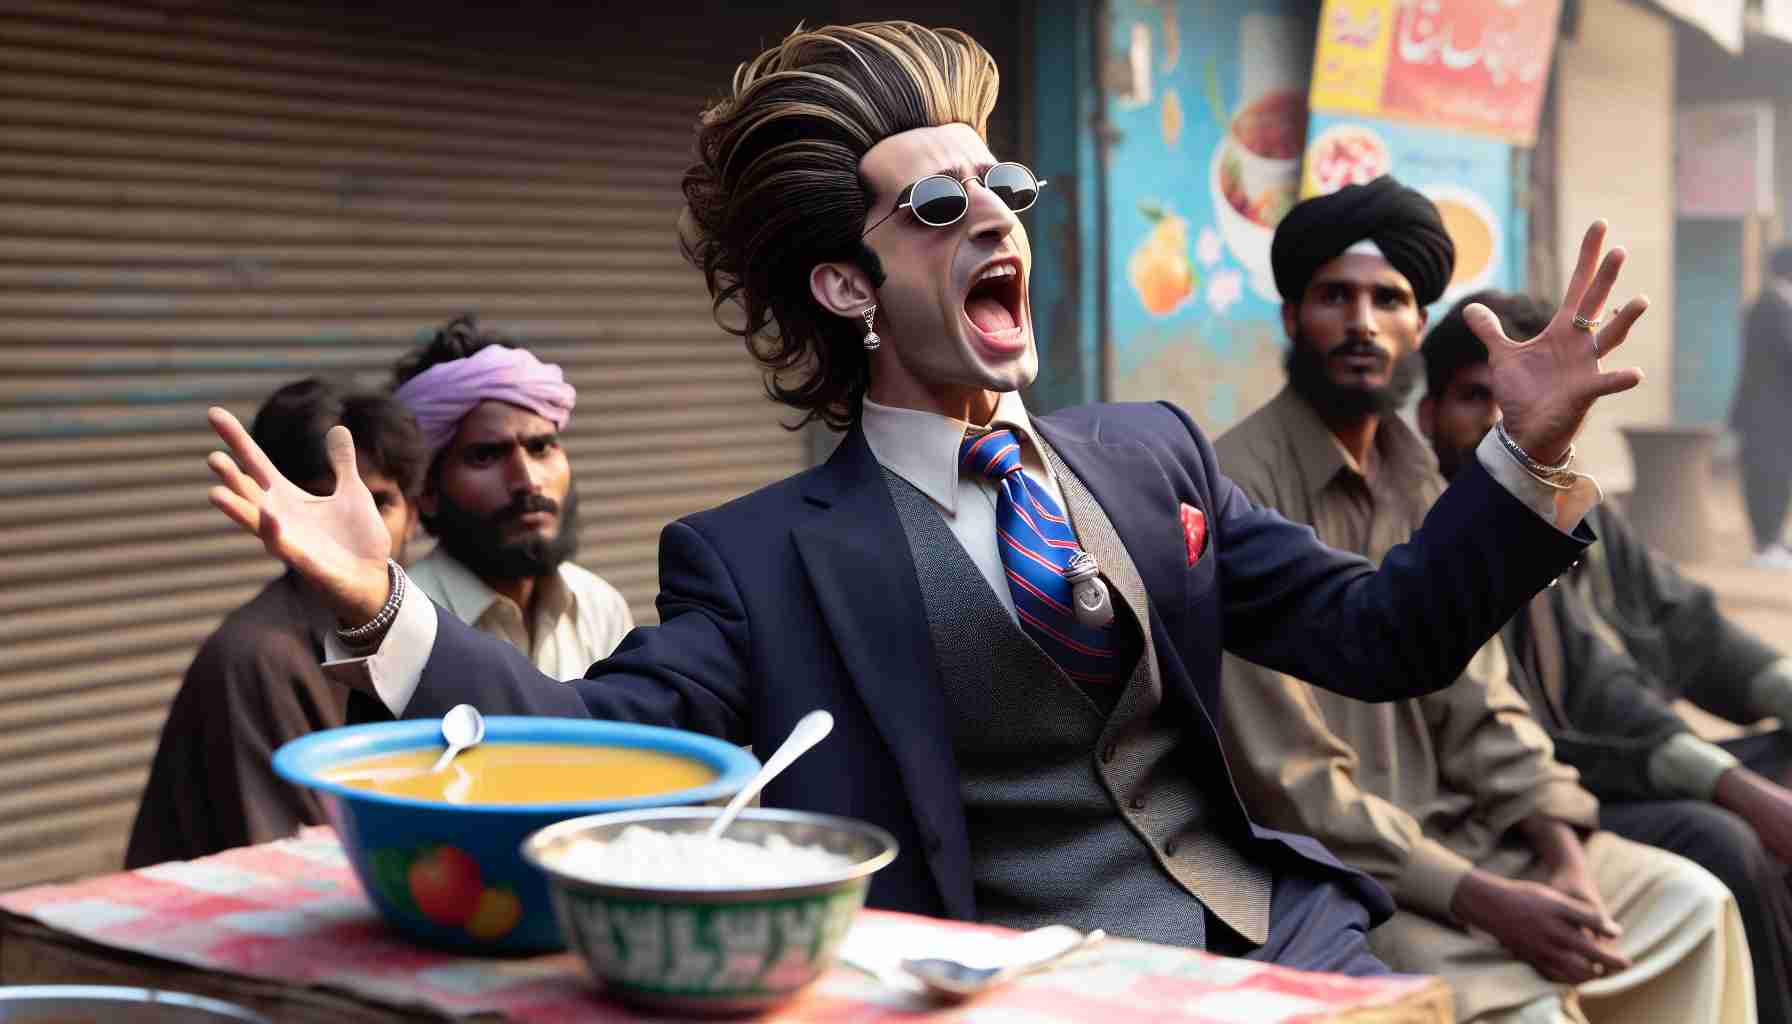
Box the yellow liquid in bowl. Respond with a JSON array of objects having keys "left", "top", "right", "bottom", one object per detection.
[{"left": 323, "top": 743, "right": 717, "bottom": 805}]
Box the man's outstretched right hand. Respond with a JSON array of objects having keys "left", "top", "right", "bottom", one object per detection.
[{"left": 206, "top": 406, "right": 393, "bottom": 627}]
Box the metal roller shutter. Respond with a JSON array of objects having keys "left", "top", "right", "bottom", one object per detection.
[{"left": 0, "top": 1, "right": 813, "bottom": 888}]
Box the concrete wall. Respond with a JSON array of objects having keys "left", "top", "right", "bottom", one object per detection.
[{"left": 1552, "top": 0, "right": 1677, "bottom": 490}]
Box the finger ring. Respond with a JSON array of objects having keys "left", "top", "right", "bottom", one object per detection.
[
  {"left": 1592, "top": 962, "right": 1606, "bottom": 976},
  {"left": 1573, "top": 314, "right": 1599, "bottom": 333}
]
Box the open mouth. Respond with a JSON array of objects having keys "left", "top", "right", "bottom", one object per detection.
[{"left": 962, "top": 259, "right": 1025, "bottom": 344}]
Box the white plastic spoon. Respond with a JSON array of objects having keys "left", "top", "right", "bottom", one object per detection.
[
  {"left": 431, "top": 704, "right": 486, "bottom": 774},
  {"left": 705, "top": 710, "right": 834, "bottom": 840}
]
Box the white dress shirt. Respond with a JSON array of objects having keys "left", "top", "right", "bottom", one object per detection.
[
  {"left": 858, "top": 391, "right": 1061, "bottom": 623},
  {"left": 333, "top": 393, "right": 1592, "bottom": 717},
  {"left": 404, "top": 547, "right": 633, "bottom": 681}
]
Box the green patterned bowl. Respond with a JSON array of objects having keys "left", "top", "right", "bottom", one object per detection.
[{"left": 521, "top": 806, "right": 897, "bottom": 1014}]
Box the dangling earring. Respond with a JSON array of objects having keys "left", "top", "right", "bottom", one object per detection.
[{"left": 861, "top": 306, "right": 881, "bottom": 351}]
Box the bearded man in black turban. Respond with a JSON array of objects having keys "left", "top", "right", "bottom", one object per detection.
[
  {"left": 1266, "top": 175, "right": 1454, "bottom": 427},
  {"left": 1214, "top": 181, "right": 1755, "bottom": 1024}
]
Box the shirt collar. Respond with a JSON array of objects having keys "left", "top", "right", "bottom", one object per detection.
[
  {"left": 414, "top": 547, "right": 574, "bottom": 627},
  {"left": 860, "top": 391, "right": 1045, "bottom": 514},
  {"left": 1267, "top": 387, "right": 1438, "bottom": 505}
]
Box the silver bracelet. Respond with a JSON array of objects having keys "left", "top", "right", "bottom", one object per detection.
[
  {"left": 1494, "top": 420, "right": 1576, "bottom": 486},
  {"left": 336, "top": 560, "right": 405, "bottom": 645}
]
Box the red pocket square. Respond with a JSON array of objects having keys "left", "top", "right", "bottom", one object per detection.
[{"left": 1180, "top": 502, "right": 1207, "bottom": 565}]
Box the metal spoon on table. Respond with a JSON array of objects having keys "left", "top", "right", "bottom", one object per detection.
[
  {"left": 705, "top": 710, "right": 834, "bottom": 840},
  {"left": 431, "top": 704, "right": 485, "bottom": 773},
  {"left": 899, "top": 926, "right": 1106, "bottom": 1001}
]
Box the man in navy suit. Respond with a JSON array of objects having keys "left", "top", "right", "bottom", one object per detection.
[{"left": 201, "top": 23, "right": 1645, "bottom": 973}]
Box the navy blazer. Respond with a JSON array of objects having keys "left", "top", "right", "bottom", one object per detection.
[{"left": 400, "top": 401, "right": 1589, "bottom": 924}]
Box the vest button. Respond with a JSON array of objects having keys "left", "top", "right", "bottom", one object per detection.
[
  {"left": 1164, "top": 838, "right": 1179, "bottom": 856},
  {"left": 1101, "top": 745, "right": 1116, "bottom": 764},
  {"left": 1130, "top": 795, "right": 1146, "bottom": 810}
]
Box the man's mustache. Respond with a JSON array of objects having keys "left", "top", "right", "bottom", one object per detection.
[
  {"left": 493, "top": 493, "right": 559, "bottom": 525},
  {"left": 1327, "top": 339, "right": 1392, "bottom": 365}
]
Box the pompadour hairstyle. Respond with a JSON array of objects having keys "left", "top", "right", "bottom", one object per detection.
[
  {"left": 1420, "top": 289, "right": 1552, "bottom": 399},
  {"left": 681, "top": 22, "right": 1001, "bottom": 429}
]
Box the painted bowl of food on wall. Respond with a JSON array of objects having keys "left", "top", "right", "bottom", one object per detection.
[
  {"left": 524, "top": 806, "right": 898, "bottom": 1014},
  {"left": 1213, "top": 88, "right": 1310, "bottom": 302},
  {"left": 1421, "top": 183, "right": 1502, "bottom": 302},
  {"left": 274, "top": 718, "right": 759, "bottom": 954},
  {"left": 1300, "top": 122, "right": 1392, "bottom": 199}
]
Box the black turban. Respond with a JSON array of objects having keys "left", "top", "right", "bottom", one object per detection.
[{"left": 1270, "top": 175, "right": 1456, "bottom": 307}]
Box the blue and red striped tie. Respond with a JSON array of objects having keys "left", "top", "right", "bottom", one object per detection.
[{"left": 960, "top": 429, "right": 1121, "bottom": 685}]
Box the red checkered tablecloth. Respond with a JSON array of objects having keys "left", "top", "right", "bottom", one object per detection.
[{"left": 0, "top": 829, "right": 1448, "bottom": 1022}]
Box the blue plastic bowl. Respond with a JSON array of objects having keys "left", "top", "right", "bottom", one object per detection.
[{"left": 274, "top": 717, "right": 759, "bottom": 954}]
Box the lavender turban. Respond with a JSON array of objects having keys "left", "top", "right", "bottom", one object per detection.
[{"left": 392, "top": 345, "right": 576, "bottom": 464}]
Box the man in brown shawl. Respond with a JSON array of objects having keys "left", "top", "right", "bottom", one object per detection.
[{"left": 124, "top": 379, "right": 423, "bottom": 867}]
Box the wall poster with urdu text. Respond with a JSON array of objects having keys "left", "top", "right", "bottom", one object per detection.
[
  {"left": 1300, "top": 0, "right": 1561, "bottom": 310},
  {"left": 1302, "top": 111, "right": 1518, "bottom": 310},
  {"left": 1310, "top": 0, "right": 1560, "bottom": 145}
]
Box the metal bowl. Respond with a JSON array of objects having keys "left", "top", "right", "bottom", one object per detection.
[
  {"left": 522, "top": 806, "right": 898, "bottom": 1014},
  {"left": 0, "top": 986, "right": 268, "bottom": 1022}
]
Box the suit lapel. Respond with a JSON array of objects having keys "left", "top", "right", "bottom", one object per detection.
[
  {"left": 1034, "top": 417, "right": 1189, "bottom": 627},
  {"left": 1039, "top": 442, "right": 1163, "bottom": 716},
  {"left": 791, "top": 429, "right": 974, "bottom": 917}
]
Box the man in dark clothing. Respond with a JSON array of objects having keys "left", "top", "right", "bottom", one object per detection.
[
  {"left": 125, "top": 380, "right": 423, "bottom": 868},
  {"left": 1422, "top": 289, "right": 1792, "bottom": 1021},
  {"left": 1733, "top": 245, "right": 1792, "bottom": 569}
]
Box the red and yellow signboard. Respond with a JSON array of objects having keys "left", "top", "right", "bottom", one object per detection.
[{"left": 1311, "top": 0, "right": 1561, "bottom": 145}]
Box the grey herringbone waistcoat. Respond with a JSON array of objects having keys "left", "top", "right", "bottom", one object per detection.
[{"left": 881, "top": 443, "right": 1271, "bottom": 948}]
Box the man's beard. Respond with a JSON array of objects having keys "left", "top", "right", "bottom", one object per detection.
[
  {"left": 1284, "top": 334, "right": 1422, "bottom": 421},
  {"left": 1434, "top": 437, "right": 1481, "bottom": 482},
  {"left": 429, "top": 486, "right": 580, "bottom": 581}
]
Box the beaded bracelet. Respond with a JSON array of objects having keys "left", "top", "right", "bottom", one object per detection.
[{"left": 336, "top": 560, "right": 405, "bottom": 645}]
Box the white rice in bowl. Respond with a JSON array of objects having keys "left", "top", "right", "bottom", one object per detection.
[{"left": 549, "top": 824, "right": 856, "bottom": 888}]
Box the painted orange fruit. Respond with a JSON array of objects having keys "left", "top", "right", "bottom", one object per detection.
[
  {"left": 465, "top": 887, "right": 523, "bottom": 940},
  {"left": 1129, "top": 206, "right": 1195, "bottom": 316}
]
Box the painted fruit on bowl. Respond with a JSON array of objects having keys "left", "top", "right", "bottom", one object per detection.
[
  {"left": 367, "top": 842, "right": 523, "bottom": 940},
  {"left": 274, "top": 717, "right": 760, "bottom": 954},
  {"left": 1129, "top": 205, "right": 1195, "bottom": 316}
]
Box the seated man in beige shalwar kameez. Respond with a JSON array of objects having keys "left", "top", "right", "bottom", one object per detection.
[{"left": 1213, "top": 181, "right": 1754, "bottom": 1024}]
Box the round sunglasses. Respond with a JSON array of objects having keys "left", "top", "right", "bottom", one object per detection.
[{"left": 862, "top": 162, "right": 1048, "bottom": 237}]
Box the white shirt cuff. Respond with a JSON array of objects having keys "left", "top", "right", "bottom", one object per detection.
[
  {"left": 321, "top": 571, "right": 437, "bottom": 718},
  {"left": 1475, "top": 430, "right": 1602, "bottom": 532},
  {"left": 1648, "top": 732, "right": 1741, "bottom": 800},
  {"left": 1748, "top": 658, "right": 1792, "bottom": 724}
]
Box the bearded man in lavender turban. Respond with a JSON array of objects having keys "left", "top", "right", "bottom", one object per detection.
[{"left": 389, "top": 315, "right": 632, "bottom": 682}]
